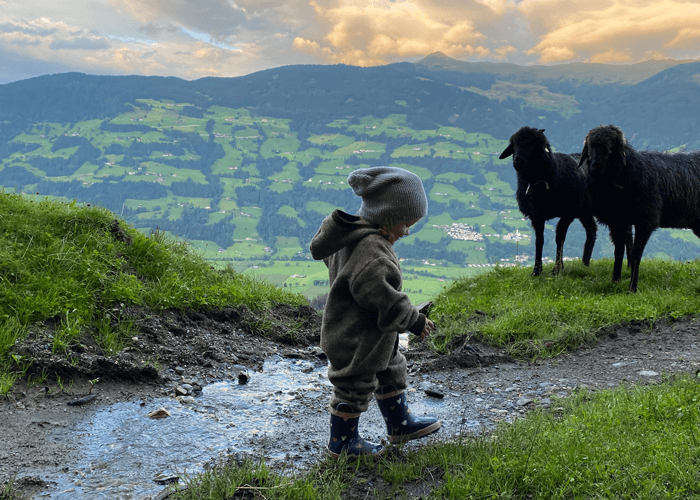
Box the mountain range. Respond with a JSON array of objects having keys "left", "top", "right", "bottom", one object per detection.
[{"left": 1, "top": 53, "right": 700, "bottom": 276}]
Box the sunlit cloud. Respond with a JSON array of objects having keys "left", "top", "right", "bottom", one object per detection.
[
  {"left": 296, "top": 0, "right": 498, "bottom": 66},
  {"left": 590, "top": 48, "right": 632, "bottom": 64},
  {"left": 494, "top": 44, "right": 516, "bottom": 60},
  {"left": 520, "top": 0, "right": 700, "bottom": 63}
]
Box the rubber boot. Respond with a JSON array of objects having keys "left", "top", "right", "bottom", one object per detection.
[
  {"left": 376, "top": 387, "right": 441, "bottom": 444},
  {"left": 326, "top": 402, "right": 384, "bottom": 458}
]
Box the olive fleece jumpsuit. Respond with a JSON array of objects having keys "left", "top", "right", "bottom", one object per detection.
[{"left": 309, "top": 209, "right": 427, "bottom": 412}]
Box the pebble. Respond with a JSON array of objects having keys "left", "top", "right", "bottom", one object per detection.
[
  {"left": 638, "top": 370, "right": 659, "bottom": 377},
  {"left": 425, "top": 390, "right": 444, "bottom": 399}
]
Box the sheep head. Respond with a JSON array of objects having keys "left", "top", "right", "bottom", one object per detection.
[
  {"left": 499, "top": 127, "right": 551, "bottom": 178},
  {"left": 579, "top": 124, "right": 628, "bottom": 187}
]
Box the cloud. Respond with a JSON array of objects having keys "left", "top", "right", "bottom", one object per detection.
[
  {"left": 2, "top": 0, "right": 698, "bottom": 84},
  {"left": 294, "top": 0, "right": 499, "bottom": 66},
  {"left": 293, "top": 36, "right": 330, "bottom": 57},
  {"left": 50, "top": 37, "right": 111, "bottom": 51},
  {"left": 137, "top": 22, "right": 181, "bottom": 38},
  {"left": 110, "top": 0, "right": 284, "bottom": 43},
  {"left": 590, "top": 48, "right": 632, "bottom": 64},
  {"left": 0, "top": 21, "right": 57, "bottom": 37},
  {"left": 520, "top": 0, "right": 700, "bottom": 63},
  {"left": 494, "top": 44, "right": 516, "bottom": 60}
]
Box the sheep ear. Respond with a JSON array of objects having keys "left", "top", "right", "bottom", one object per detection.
[
  {"left": 578, "top": 145, "right": 589, "bottom": 168},
  {"left": 538, "top": 129, "right": 545, "bottom": 133},
  {"left": 499, "top": 143, "right": 514, "bottom": 159},
  {"left": 618, "top": 148, "right": 627, "bottom": 168}
]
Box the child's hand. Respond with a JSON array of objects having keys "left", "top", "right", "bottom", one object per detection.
[{"left": 420, "top": 319, "right": 435, "bottom": 340}]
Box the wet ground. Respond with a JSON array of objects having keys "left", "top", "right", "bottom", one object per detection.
[{"left": 3, "top": 306, "right": 700, "bottom": 499}]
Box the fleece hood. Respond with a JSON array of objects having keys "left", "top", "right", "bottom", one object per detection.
[{"left": 309, "top": 210, "right": 382, "bottom": 261}]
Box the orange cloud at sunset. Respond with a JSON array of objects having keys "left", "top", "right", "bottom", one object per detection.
[
  {"left": 520, "top": 0, "right": 700, "bottom": 63},
  {"left": 294, "top": 0, "right": 497, "bottom": 66}
]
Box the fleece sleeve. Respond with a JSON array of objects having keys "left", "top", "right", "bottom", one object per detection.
[
  {"left": 408, "top": 314, "right": 427, "bottom": 335},
  {"left": 349, "top": 256, "right": 420, "bottom": 334}
]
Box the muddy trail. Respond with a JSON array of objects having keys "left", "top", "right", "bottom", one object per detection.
[{"left": 2, "top": 305, "right": 700, "bottom": 499}]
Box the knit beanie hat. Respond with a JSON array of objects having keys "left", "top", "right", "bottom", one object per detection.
[{"left": 347, "top": 166, "right": 428, "bottom": 226}]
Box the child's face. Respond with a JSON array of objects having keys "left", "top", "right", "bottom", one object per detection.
[{"left": 382, "top": 220, "right": 418, "bottom": 245}]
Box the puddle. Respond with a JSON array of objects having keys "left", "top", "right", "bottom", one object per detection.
[
  {"left": 33, "top": 356, "right": 330, "bottom": 499},
  {"left": 31, "top": 351, "right": 485, "bottom": 499}
]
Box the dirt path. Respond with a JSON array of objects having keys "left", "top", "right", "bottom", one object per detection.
[{"left": 2, "top": 307, "right": 700, "bottom": 499}]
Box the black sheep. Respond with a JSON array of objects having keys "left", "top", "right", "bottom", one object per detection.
[
  {"left": 499, "top": 127, "right": 598, "bottom": 276},
  {"left": 579, "top": 124, "right": 700, "bottom": 292}
]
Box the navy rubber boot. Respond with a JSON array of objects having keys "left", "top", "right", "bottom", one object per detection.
[
  {"left": 326, "top": 402, "right": 384, "bottom": 458},
  {"left": 376, "top": 387, "right": 441, "bottom": 444}
]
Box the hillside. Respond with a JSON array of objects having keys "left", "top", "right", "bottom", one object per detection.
[
  {"left": 1, "top": 61, "right": 700, "bottom": 302},
  {"left": 3, "top": 194, "right": 700, "bottom": 498}
]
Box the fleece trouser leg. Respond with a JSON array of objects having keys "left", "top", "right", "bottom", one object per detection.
[{"left": 328, "top": 334, "right": 408, "bottom": 412}]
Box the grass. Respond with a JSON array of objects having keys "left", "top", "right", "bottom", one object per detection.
[
  {"left": 430, "top": 259, "right": 700, "bottom": 359},
  {"left": 5, "top": 188, "right": 700, "bottom": 498},
  {"left": 0, "top": 191, "right": 306, "bottom": 391},
  {"left": 169, "top": 373, "right": 700, "bottom": 499}
]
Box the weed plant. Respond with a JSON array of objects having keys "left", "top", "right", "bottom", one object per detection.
[
  {"left": 0, "top": 192, "right": 305, "bottom": 391},
  {"left": 172, "top": 374, "right": 700, "bottom": 499},
  {"left": 430, "top": 260, "right": 700, "bottom": 359}
]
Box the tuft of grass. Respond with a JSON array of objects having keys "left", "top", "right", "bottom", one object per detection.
[
  {"left": 430, "top": 259, "right": 700, "bottom": 358},
  {"left": 171, "top": 457, "right": 342, "bottom": 500},
  {"left": 0, "top": 191, "right": 307, "bottom": 391}
]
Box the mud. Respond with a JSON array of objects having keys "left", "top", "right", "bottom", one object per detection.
[{"left": 2, "top": 305, "right": 700, "bottom": 499}]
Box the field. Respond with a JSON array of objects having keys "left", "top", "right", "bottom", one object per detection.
[{"left": 2, "top": 96, "right": 697, "bottom": 303}]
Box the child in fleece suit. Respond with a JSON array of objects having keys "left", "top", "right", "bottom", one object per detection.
[{"left": 309, "top": 166, "right": 441, "bottom": 458}]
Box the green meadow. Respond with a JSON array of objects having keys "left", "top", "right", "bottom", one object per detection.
[{"left": 2, "top": 97, "right": 695, "bottom": 303}]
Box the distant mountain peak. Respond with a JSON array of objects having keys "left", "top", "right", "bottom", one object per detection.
[{"left": 417, "top": 51, "right": 456, "bottom": 64}]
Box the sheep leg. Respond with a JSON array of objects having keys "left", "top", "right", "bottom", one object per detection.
[
  {"left": 580, "top": 215, "right": 598, "bottom": 266},
  {"left": 531, "top": 219, "right": 545, "bottom": 276},
  {"left": 553, "top": 217, "right": 573, "bottom": 275},
  {"left": 625, "top": 226, "right": 634, "bottom": 269},
  {"left": 628, "top": 227, "right": 652, "bottom": 293},
  {"left": 609, "top": 225, "right": 629, "bottom": 283}
]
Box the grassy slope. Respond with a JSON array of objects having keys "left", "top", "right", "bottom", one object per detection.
[
  {"left": 431, "top": 259, "right": 700, "bottom": 358},
  {"left": 0, "top": 192, "right": 305, "bottom": 393}
]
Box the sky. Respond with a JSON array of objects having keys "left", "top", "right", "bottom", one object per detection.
[{"left": 1, "top": 0, "right": 699, "bottom": 84}]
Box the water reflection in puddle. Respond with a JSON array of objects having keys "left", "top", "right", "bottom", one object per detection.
[{"left": 40, "top": 356, "right": 331, "bottom": 499}]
